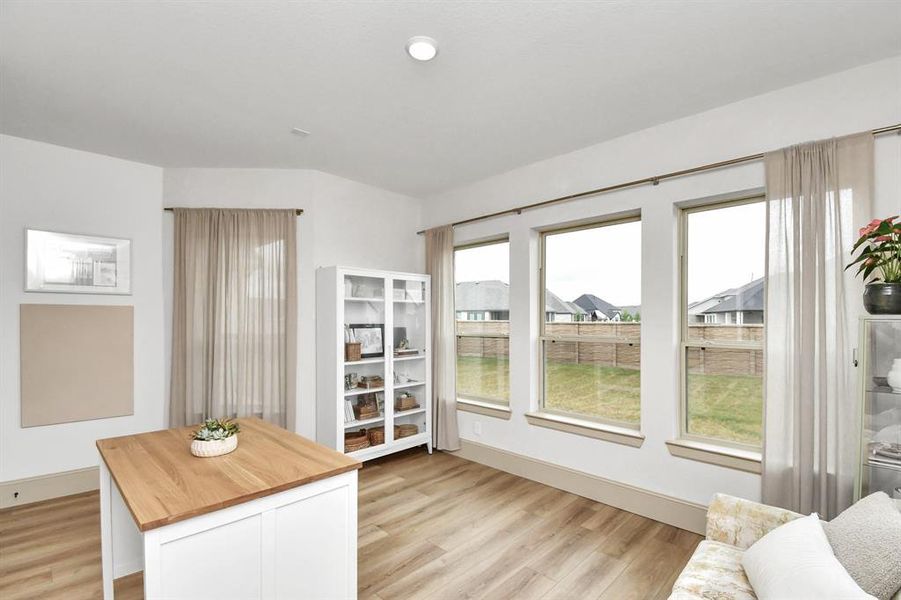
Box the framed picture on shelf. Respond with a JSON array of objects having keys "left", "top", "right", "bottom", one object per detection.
[
  {"left": 26, "top": 229, "right": 131, "bottom": 294},
  {"left": 348, "top": 323, "right": 384, "bottom": 358}
]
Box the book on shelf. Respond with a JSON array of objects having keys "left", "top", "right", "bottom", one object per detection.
[{"left": 344, "top": 399, "right": 355, "bottom": 423}]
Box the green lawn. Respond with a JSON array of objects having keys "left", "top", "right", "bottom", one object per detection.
[{"left": 456, "top": 356, "right": 762, "bottom": 445}]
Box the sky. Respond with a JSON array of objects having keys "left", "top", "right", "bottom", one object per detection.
[{"left": 454, "top": 201, "right": 765, "bottom": 308}]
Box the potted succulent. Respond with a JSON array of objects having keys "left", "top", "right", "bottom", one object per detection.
[
  {"left": 848, "top": 216, "right": 901, "bottom": 314},
  {"left": 190, "top": 418, "right": 240, "bottom": 458}
]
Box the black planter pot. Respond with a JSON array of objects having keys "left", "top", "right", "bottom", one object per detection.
[{"left": 863, "top": 283, "right": 901, "bottom": 314}]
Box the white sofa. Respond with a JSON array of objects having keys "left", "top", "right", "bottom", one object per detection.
[{"left": 669, "top": 493, "right": 901, "bottom": 600}]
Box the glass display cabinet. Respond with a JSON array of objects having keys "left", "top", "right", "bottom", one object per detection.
[
  {"left": 856, "top": 316, "right": 901, "bottom": 501},
  {"left": 316, "top": 266, "right": 431, "bottom": 461}
]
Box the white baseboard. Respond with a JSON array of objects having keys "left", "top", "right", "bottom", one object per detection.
[
  {"left": 0, "top": 466, "right": 99, "bottom": 509},
  {"left": 115, "top": 559, "right": 143, "bottom": 579},
  {"left": 453, "top": 439, "right": 707, "bottom": 535}
]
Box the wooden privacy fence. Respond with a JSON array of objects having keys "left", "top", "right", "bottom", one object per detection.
[{"left": 456, "top": 321, "right": 763, "bottom": 377}]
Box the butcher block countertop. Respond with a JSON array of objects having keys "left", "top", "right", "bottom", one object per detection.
[{"left": 96, "top": 417, "right": 361, "bottom": 532}]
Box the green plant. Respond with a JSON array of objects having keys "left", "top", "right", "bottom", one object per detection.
[
  {"left": 192, "top": 418, "right": 240, "bottom": 441},
  {"left": 848, "top": 216, "right": 901, "bottom": 283}
]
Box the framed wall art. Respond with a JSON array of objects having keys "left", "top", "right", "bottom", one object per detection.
[{"left": 26, "top": 229, "right": 131, "bottom": 294}]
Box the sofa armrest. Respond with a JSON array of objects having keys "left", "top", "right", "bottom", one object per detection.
[{"left": 706, "top": 493, "right": 802, "bottom": 550}]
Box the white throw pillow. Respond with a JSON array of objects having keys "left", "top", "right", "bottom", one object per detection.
[{"left": 741, "top": 513, "right": 876, "bottom": 600}]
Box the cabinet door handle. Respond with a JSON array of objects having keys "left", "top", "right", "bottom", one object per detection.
[{"left": 852, "top": 347, "right": 858, "bottom": 368}]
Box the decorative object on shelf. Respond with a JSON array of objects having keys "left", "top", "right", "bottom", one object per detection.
[
  {"left": 357, "top": 375, "right": 384, "bottom": 389},
  {"left": 395, "top": 392, "right": 418, "bottom": 411},
  {"left": 848, "top": 216, "right": 901, "bottom": 314},
  {"left": 345, "top": 342, "right": 362, "bottom": 362},
  {"left": 344, "top": 430, "right": 370, "bottom": 453},
  {"left": 348, "top": 323, "right": 384, "bottom": 358},
  {"left": 368, "top": 426, "right": 385, "bottom": 446},
  {"left": 353, "top": 394, "right": 380, "bottom": 420},
  {"left": 190, "top": 418, "right": 240, "bottom": 458},
  {"left": 887, "top": 359, "right": 901, "bottom": 392},
  {"left": 395, "top": 424, "right": 418, "bottom": 438},
  {"left": 871, "top": 442, "right": 901, "bottom": 463},
  {"left": 344, "top": 372, "right": 360, "bottom": 390},
  {"left": 344, "top": 399, "right": 355, "bottom": 422},
  {"left": 344, "top": 325, "right": 363, "bottom": 361},
  {"left": 26, "top": 229, "right": 131, "bottom": 294},
  {"left": 394, "top": 372, "right": 413, "bottom": 384}
]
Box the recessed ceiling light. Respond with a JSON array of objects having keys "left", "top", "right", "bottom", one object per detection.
[
  {"left": 291, "top": 127, "right": 311, "bottom": 136},
  {"left": 406, "top": 36, "right": 438, "bottom": 61}
]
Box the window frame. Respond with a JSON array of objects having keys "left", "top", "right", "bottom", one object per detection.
[
  {"left": 538, "top": 214, "right": 642, "bottom": 429},
  {"left": 453, "top": 236, "right": 511, "bottom": 408},
  {"left": 678, "top": 195, "right": 765, "bottom": 452}
]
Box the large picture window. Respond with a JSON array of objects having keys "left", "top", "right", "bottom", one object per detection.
[
  {"left": 681, "top": 198, "right": 765, "bottom": 448},
  {"left": 540, "top": 218, "right": 641, "bottom": 426},
  {"left": 454, "top": 239, "right": 510, "bottom": 406}
]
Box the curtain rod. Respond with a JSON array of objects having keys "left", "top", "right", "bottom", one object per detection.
[
  {"left": 163, "top": 207, "right": 304, "bottom": 215},
  {"left": 416, "top": 123, "right": 901, "bottom": 235}
]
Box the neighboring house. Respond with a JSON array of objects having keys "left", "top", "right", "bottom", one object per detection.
[
  {"left": 545, "top": 290, "right": 584, "bottom": 322},
  {"left": 455, "top": 280, "right": 509, "bottom": 320},
  {"left": 572, "top": 294, "right": 623, "bottom": 321},
  {"left": 688, "top": 278, "right": 764, "bottom": 325},
  {"left": 455, "top": 280, "right": 582, "bottom": 321}
]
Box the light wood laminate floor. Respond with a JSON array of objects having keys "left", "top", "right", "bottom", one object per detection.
[{"left": 0, "top": 448, "right": 700, "bottom": 599}]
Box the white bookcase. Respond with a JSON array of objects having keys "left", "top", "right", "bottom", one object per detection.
[{"left": 316, "top": 266, "right": 432, "bottom": 461}]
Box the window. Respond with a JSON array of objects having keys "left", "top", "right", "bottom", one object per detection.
[
  {"left": 454, "top": 239, "right": 510, "bottom": 405},
  {"left": 540, "top": 218, "right": 641, "bottom": 426},
  {"left": 681, "top": 198, "right": 765, "bottom": 448}
]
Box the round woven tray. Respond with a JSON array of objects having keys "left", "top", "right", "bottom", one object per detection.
[
  {"left": 394, "top": 424, "right": 418, "bottom": 439},
  {"left": 344, "top": 430, "right": 370, "bottom": 453},
  {"left": 368, "top": 426, "right": 385, "bottom": 446}
]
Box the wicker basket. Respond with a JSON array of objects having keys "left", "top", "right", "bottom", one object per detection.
[
  {"left": 353, "top": 400, "right": 380, "bottom": 420},
  {"left": 344, "top": 430, "right": 370, "bottom": 453},
  {"left": 395, "top": 395, "right": 418, "bottom": 411},
  {"left": 368, "top": 426, "right": 385, "bottom": 446},
  {"left": 358, "top": 376, "right": 384, "bottom": 389},
  {"left": 345, "top": 342, "right": 362, "bottom": 362},
  {"left": 395, "top": 424, "right": 418, "bottom": 439}
]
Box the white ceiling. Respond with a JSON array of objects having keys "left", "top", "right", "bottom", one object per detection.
[{"left": 2, "top": 1, "right": 899, "bottom": 197}]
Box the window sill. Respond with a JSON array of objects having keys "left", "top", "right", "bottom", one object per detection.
[
  {"left": 456, "top": 398, "right": 512, "bottom": 420},
  {"left": 665, "top": 439, "right": 761, "bottom": 474},
  {"left": 524, "top": 412, "right": 645, "bottom": 448}
]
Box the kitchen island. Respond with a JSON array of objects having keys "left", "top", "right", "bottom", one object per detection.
[{"left": 97, "top": 418, "right": 361, "bottom": 599}]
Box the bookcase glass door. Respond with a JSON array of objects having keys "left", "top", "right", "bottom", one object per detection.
[
  {"left": 391, "top": 277, "right": 428, "bottom": 440},
  {"left": 859, "top": 318, "right": 901, "bottom": 501},
  {"left": 343, "top": 274, "right": 387, "bottom": 450}
]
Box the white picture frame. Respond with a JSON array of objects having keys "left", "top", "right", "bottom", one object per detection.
[{"left": 26, "top": 229, "right": 132, "bottom": 295}]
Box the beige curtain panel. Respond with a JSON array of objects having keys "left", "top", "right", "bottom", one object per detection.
[
  {"left": 170, "top": 208, "right": 297, "bottom": 428},
  {"left": 762, "top": 133, "right": 873, "bottom": 519},
  {"left": 425, "top": 225, "right": 461, "bottom": 451}
]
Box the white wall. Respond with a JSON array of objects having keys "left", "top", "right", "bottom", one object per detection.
[
  {"left": 0, "top": 135, "right": 165, "bottom": 482},
  {"left": 162, "top": 168, "right": 424, "bottom": 438},
  {"left": 422, "top": 57, "right": 901, "bottom": 506}
]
